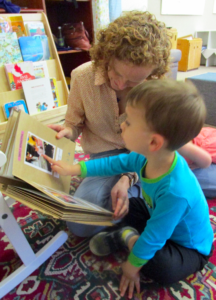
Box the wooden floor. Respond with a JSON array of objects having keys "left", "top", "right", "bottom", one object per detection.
[{"left": 177, "top": 66, "right": 216, "bottom": 81}]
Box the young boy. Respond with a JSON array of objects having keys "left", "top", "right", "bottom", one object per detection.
[{"left": 44, "top": 79, "right": 214, "bottom": 299}]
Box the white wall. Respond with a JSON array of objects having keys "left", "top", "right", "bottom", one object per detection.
[{"left": 147, "top": 0, "right": 216, "bottom": 37}]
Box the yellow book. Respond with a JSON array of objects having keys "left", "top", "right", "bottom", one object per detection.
[{"left": 9, "top": 16, "right": 26, "bottom": 38}]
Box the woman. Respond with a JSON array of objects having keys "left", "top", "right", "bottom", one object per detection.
[{"left": 49, "top": 11, "right": 171, "bottom": 237}]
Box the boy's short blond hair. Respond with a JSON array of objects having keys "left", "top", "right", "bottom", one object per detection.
[{"left": 127, "top": 79, "right": 206, "bottom": 150}]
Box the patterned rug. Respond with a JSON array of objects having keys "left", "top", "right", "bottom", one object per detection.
[{"left": 1, "top": 138, "right": 216, "bottom": 300}]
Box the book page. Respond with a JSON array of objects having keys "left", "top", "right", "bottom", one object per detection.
[
  {"left": 27, "top": 181, "right": 112, "bottom": 213},
  {"left": 2, "top": 185, "right": 113, "bottom": 225},
  {"left": 12, "top": 111, "right": 75, "bottom": 193}
]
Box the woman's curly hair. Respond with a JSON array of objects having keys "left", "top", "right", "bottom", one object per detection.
[{"left": 90, "top": 11, "right": 171, "bottom": 79}]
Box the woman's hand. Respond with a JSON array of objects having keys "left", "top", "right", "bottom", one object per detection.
[
  {"left": 119, "top": 261, "right": 141, "bottom": 299},
  {"left": 111, "top": 176, "right": 130, "bottom": 220},
  {"left": 43, "top": 154, "right": 81, "bottom": 176},
  {"left": 48, "top": 124, "right": 74, "bottom": 140}
]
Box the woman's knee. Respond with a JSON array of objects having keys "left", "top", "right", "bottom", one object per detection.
[{"left": 74, "top": 176, "right": 119, "bottom": 210}]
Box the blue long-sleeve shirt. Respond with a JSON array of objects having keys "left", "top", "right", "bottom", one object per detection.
[{"left": 79, "top": 152, "right": 213, "bottom": 267}]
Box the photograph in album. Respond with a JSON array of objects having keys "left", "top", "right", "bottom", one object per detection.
[
  {"left": 25, "top": 132, "right": 55, "bottom": 174},
  {"left": 0, "top": 110, "right": 113, "bottom": 226}
]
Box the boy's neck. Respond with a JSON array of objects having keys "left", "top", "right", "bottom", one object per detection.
[{"left": 144, "top": 150, "right": 176, "bottom": 179}]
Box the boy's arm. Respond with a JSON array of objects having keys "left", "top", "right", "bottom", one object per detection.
[
  {"left": 82, "top": 152, "right": 145, "bottom": 178},
  {"left": 178, "top": 142, "right": 212, "bottom": 169},
  {"left": 43, "top": 155, "right": 81, "bottom": 176},
  {"left": 43, "top": 152, "right": 145, "bottom": 178}
]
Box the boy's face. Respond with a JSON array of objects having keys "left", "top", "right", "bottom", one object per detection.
[{"left": 121, "top": 105, "right": 153, "bottom": 155}]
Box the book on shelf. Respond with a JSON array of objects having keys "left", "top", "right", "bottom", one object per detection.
[
  {"left": 3, "top": 100, "right": 28, "bottom": 119},
  {"left": 19, "top": 35, "right": 51, "bottom": 62},
  {"left": 9, "top": 16, "right": 26, "bottom": 38},
  {"left": 50, "top": 78, "right": 61, "bottom": 107},
  {"left": 25, "top": 21, "right": 46, "bottom": 36},
  {"left": 33, "top": 61, "right": 49, "bottom": 79},
  {"left": 22, "top": 77, "right": 58, "bottom": 115},
  {"left": 0, "top": 110, "right": 113, "bottom": 225},
  {"left": 0, "top": 32, "right": 23, "bottom": 67},
  {"left": 0, "top": 17, "right": 11, "bottom": 33},
  {"left": 5, "top": 61, "right": 35, "bottom": 91},
  {"left": 40, "top": 35, "right": 51, "bottom": 60}
]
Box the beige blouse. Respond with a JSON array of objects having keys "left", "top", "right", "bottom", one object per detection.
[{"left": 64, "top": 61, "right": 126, "bottom": 154}]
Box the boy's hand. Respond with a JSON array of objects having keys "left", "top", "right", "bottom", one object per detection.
[
  {"left": 111, "top": 176, "right": 130, "bottom": 220},
  {"left": 43, "top": 154, "right": 81, "bottom": 176},
  {"left": 120, "top": 261, "right": 141, "bottom": 299}
]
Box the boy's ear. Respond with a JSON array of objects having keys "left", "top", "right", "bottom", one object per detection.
[{"left": 149, "top": 133, "right": 165, "bottom": 152}]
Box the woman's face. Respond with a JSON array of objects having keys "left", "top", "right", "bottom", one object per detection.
[{"left": 107, "top": 58, "right": 155, "bottom": 91}]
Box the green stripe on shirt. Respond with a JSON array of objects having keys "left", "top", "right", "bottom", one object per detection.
[
  {"left": 78, "top": 161, "right": 87, "bottom": 178},
  {"left": 128, "top": 251, "right": 148, "bottom": 267}
]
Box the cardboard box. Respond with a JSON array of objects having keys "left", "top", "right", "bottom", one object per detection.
[{"left": 177, "top": 35, "right": 202, "bottom": 71}]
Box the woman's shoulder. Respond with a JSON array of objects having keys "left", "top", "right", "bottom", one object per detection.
[{"left": 71, "top": 61, "right": 94, "bottom": 78}]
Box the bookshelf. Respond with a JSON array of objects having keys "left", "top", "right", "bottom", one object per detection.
[
  {"left": 45, "top": 0, "right": 93, "bottom": 77},
  {"left": 0, "top": 0, "right": 46, "bottom": 14},
  {"left": 195, "top": 30, "right": 216, "bottom": 67},
  {"left": 0, "top": 12, "right": 69, "bottom": 140}
]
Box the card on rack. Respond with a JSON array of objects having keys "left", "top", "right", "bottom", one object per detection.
[
  {"left": 25, "top": 21, "right": 45, "bottom": 36},
  {"left": 22, "top": 77, "right": 56, "bottom": 115},
  {"left": 3, "top": 100, "right": 28, "bottom": 119},
  {"left": 19, "top": 36, "right": 51, "bottom": 62},
  {"left": 9, "top": 16, "right": 26, "bottom": 38},
  {"left": 5, "top": 62, "right": 35, "bottom": 90},
  {"left": 0, "top": 32, "right": 23, "bottom": 67},
  {"left": 33, "top": 61, "right": 49, "bottom": 79},
  {"left": 50, "top": 78, "right": 61, "bottom": 108}
]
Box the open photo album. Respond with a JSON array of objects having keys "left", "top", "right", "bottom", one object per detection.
[{"left": 0, "top": 110, "right": 113, "bottom": 226}]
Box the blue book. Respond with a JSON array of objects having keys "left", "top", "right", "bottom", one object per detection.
[
  {"left": 19, "top": 36, "right": 51, "bottom": 62},
  {"left": 3, "top": 100, "right": 28, "bottom": 119},
  {"left": 40, "top": 36, "right": 51, "bottom": 60}
]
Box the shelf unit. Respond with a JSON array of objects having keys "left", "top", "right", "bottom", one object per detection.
[
  {"left": 177, "top": 36, "right": 202, "bottom": 71},
  {"left": 0, "top": 12, "right": 69, "bottom": 140},
  {"left": 0, "top": 0, "right": 46, "bottom": 14},
  {"left": 195, "top": 30, "right": 216, "bottom": 67},
  {"left": 45, "top": 0, "right": 93, "bottom": 77}
]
